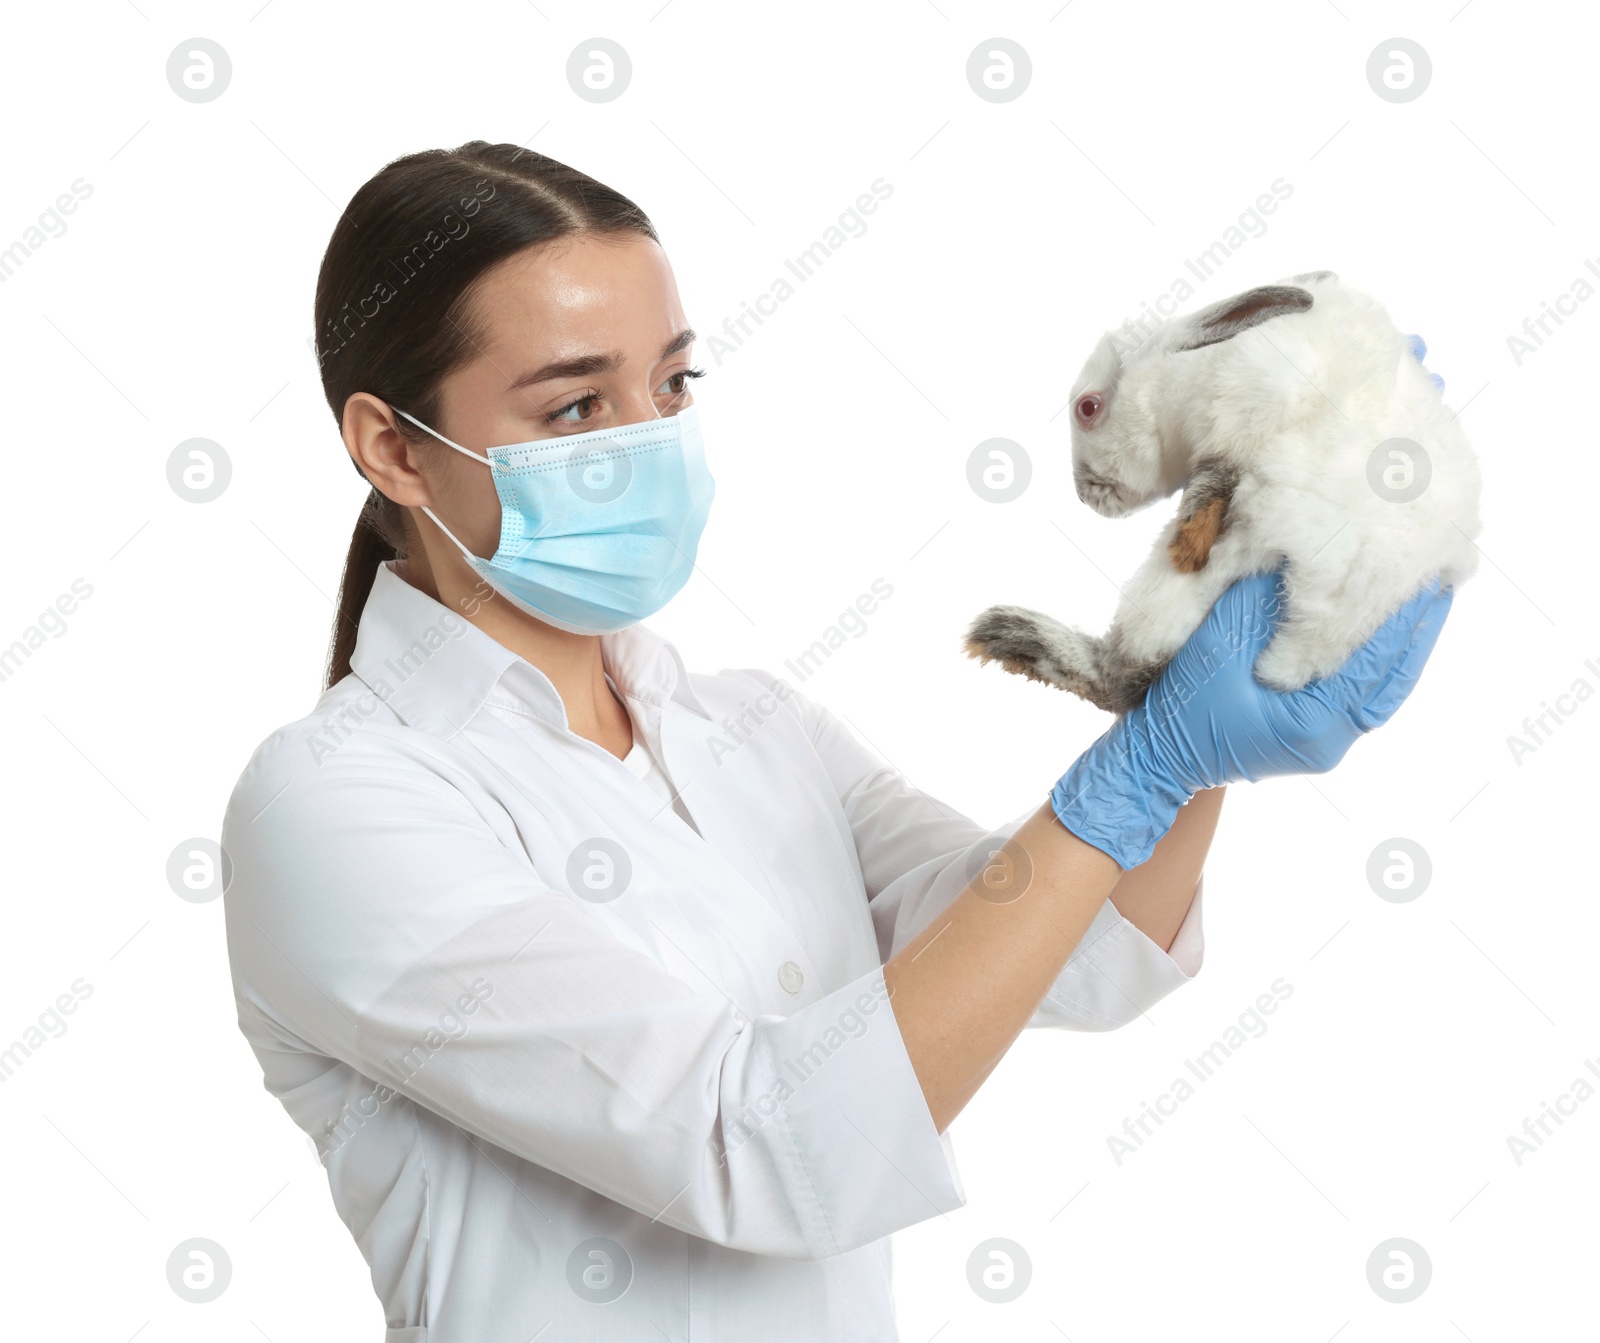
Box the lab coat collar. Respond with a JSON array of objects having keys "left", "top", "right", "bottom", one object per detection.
[{"left": 348, "top": 561, "right": 712, "bottom": 737}]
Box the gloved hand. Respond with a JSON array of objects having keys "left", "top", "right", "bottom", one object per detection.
[
  {"left": 1050, "top": 567, "right": 1454, "bottom": 870},
  {"left": 1406, "top": 332, "right": 1445, "bottom": 390}
]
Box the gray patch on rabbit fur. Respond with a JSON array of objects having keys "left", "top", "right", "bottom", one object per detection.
[
  {"left": 1174, "top": 285, "right": 1313, "bottom": 353},
  {"left": 963, "top": 606, "right": 1164, "bottom": 714}
]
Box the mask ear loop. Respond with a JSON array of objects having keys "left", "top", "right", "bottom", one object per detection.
[{"left": 391, "top": 406, "right": 492, "bottom": 563}]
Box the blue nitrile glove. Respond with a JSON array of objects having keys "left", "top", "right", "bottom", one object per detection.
[
  {"left": 1406, "top": 332, "right": 1445, "bottom": 390},
  {"left": 1050, "top": 566, "right": 1454, "bottom": 870}
]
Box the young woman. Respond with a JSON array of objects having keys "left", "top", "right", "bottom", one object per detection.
[{"left": 220, "top": 141, "right": 1453, "bottom": 1342}]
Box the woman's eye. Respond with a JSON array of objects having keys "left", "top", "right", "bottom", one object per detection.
[
  {"left": 550, "top": 394, "right": 602, "bottom": 424},
  {"left": 657, "top": 366, "right": 704, "bottom": 398}
]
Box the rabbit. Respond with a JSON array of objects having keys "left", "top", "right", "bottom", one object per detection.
[{"left": 963, "top": 271, "right": 1481, "bottom": 715}]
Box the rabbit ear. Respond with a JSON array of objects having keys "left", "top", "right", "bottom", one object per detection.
[
  {"left": 1168, "top": 458, "right": 1241, "bottom": 573},
  {"left": 1175, "top": 284, "right": 1313, "bottom": 353},
  {"left": 1291, "top": 269, "right": 1337, "bottom": 283}
]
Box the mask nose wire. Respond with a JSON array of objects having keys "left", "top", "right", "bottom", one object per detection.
[{"left": 389, "top": 406, "right": 492, "bottom": 562}]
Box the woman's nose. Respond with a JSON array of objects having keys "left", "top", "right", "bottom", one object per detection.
[{"left": 614, "top": 386, "right": 667, "bottom": 426}]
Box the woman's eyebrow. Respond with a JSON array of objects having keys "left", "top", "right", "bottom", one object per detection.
[
  {"left": 506, "top": 328, "right": 697, "bottom": 393},
  {"left": 659, "top": 327, "right": 696, "bottom": 360}
]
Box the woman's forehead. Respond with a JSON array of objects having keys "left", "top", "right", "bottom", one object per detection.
[{"left": 473, "top": 233, "right": 684, "bottom": 347}]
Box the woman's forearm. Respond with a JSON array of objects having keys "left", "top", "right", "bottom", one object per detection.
[
  {"left": 1108, "top": 785, "right": 1225, "bottom": 952},
  {"left": 882, "top": 801, "right": 1124, "bottom": 1134},
  {"left": 883, "top": 788, "right": 1225, "bottom": 1134}
]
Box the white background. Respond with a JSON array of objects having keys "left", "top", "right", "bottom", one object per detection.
[{"left": 1, "top": 0, "right": 1593, "bottom": 1338}]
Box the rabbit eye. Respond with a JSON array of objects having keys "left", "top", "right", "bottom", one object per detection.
[{"left": 1075, "top": 394, "right": 1104, "bottom": 425}]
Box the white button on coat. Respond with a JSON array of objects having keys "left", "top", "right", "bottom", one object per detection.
[{"left": 220, "top": 561, "right": 1204, "bottom": 1343}]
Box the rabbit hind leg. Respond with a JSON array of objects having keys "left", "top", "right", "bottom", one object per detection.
[
  {"left": 1096, "top": 629, "right": 1173, "bottom": 715},
  {"left": 963, "top": 605, "right": 1119, "bottom": 710},
  {"left": 1100, "top": 536, "right": 1255, "bottom": 712},
  {"left": 1254, "top": 559, "right": 1437, "bottom": 692}
]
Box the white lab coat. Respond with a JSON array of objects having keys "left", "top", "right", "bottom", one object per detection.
[{"left": 220, "top": 561, "right": 1203, "bottom": 1342}]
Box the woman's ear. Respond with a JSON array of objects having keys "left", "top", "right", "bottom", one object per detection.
[
  {"left": 1168, "top": 458, "right": 1241, "bottom": 573},
  {"left": 343, "top": 392, "right": 434, "bottom": 507}
]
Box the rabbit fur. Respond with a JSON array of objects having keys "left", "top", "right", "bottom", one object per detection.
[{"left": 963, "top": 271, "right": 1481, "bottom": 714}]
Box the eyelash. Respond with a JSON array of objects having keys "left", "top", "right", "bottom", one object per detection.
[{"left": 545, "top": 366, "right": 706, "bottom": 424}]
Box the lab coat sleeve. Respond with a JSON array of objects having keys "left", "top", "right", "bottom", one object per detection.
[
  {"left": 734, "top": 669, "right": 1204, "bottom": 1030},
  {"left": 220, "top": 730, "right": 965, "bottom": 1265}
]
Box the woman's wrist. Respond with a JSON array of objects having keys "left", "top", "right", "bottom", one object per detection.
[
  {"left": 1107, "top": 783, "right": 1224, "bottom": 952},
  {"left": 1049, "top": 707, "right": 1196, "bottom": 870}
]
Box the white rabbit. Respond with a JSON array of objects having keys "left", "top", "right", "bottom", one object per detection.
[{"left": 963, "top": 271, "right": 1481, "bottom": 714}]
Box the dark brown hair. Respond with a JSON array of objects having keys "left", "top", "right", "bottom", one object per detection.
[{"left": 314, "top": 141, "right": 657, "bottom": 689}]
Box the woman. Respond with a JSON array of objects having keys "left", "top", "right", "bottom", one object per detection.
[{"left": 220, "top": 141, "right": 1452, "bottom": 1342}]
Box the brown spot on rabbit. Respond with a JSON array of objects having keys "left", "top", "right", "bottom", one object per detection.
[{"left": 1167, "top": 460, "right": 1239, "bottom": 573}]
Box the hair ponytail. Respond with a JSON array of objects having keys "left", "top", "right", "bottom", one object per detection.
[
  {"left": 325, "top": 488, "right": 406, "bottom": 687},
  {"left": 314, "top": 141, "right": 658, "bottom": 689}
]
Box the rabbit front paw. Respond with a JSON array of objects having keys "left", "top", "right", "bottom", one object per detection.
[{"left": 1251, "top": 633, "right": 1321, "bottom": 692}]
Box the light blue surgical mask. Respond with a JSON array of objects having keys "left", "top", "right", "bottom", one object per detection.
[{"left": 394, "top": 403, "right": 715, "bottom": 635}]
